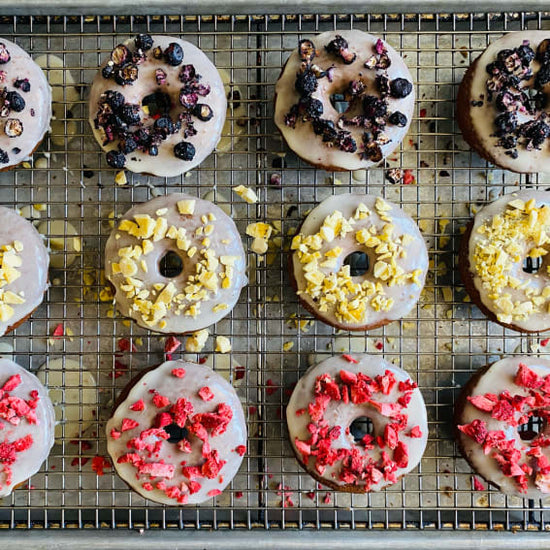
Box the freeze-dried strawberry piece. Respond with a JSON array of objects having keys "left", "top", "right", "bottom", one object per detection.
[
  {"left": 171, "top": 368, "right": 186, "bottom": 378},
  {"left": 384, "top": 423, "right": 399, "bottom": 450},
  {"left": 142, "top": 482, "right": 154, "bottom": 491},
  {"left": 482, "top": 429, "right": 507, "bottom": 454},
  {"left": 165, "top": 485, "right": 180, "bottom": 499},
  {"left": 138, "top": 461, "right": 175, "bottom": 479},
  {"left": 398, "top": 379, "right": 417, "bottom": 392},
  {"left": 515, "top": 363, "right": 543, "bottom": 389},
  {"left": 188, "top": 480, "right": 202, "bottom": 494},
  {"left": 393, "top": 441, "right": 409, "bottom": 468},
  {"left": 13, "top": 434, "right": 33, "bottom": 453},
  {"left": 117, "top": 452, "right": 141, "bottom": 465},
  {"left": 177, "top": 439, "right": 191, "bottom": 453},
  {"left": 1, "top": 375, "right": 21, "bottom": 392},
  {"left": 308, "top": 395, "right": 330, "bottom": 422},
  {"left": 0, "top": 442, "right": 16, "bottom": 464},
  {"left": 370, "top": 400, "right": 402, "bottom": 417},
  {"left": 8, "top": 397, "right": 30, "bottom": 418},
  {"left": 409, "top": 426, "right": 423, "bottom": 438},
  {"left": 376, "top": 370, "right": 396, "bottom": 395},
  {"left": 110, "top": 428, "right": 122, "bottom": 440},
  {"left": 198, "top": 386, "right": 214, "bottom": 401},
  {"left": 92, "top": 455, "right": 110, "bottom": 476},
  {"left": 153, "top": 394, "right": 171, "bottom": 408},
  {"left": 314, "top": 374, "right": 341, "bottom": 401},
  {"left": 235, "top": 445, "right": 246, "bottom": 456},
  {"left": 342, "top": 354, "right": 358, "bottom": 364},
  {"left": 457, "top": 419, "right": 487, "bottom": 444},
  {"left": 118, "top": 338, "right": 137, "bottom": 352},
  {"left": 473, "top": 477, "right": 485, "bottom": 491},
  {"left": 208, "top": 489, "right": 222, "bottom": 497},
  {"left": 235, "top": 366, "right": 245, "bottom": 380},
  {"left": 121, "top": 418, "right": 139, "bottom": 432},
  {"left": 491, "top": 399, "right": 515, "bottom": 423},
  {"left": 201, "top": 450, "right": 226, "bottom": 479},
  {"left": 51, "top": 323, "right": 64, "bottom": 339},
  {"left": 171, "top": 397, "right": 194, "bottom": 428},
  {"left": 129, "top": 399, "right": 145, "bottom": 412},
  {"left": 295, "top": 439, "right": 311, "bottom": 460},
  {"left": 164, "top": 336, "right": 181, "bottom": 353},
  {"left": 339, "top": 369, "right": 357, "bottom": 384},
  {"left": 468, "top": 393, "right": 498, "bottom": 412},
  {"left": 398, "top": 391, "right": 413, "bottom": 407},
  {"left": 155, "top": 412, "right": 172, "bottom": 428}
]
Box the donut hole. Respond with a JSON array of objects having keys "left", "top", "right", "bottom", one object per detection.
[
  {"left": 350, "top": 416, "right": 374, "bottom": 442},
  {"left": 165, "top": 423, "right": 189, "bottom": 444},
  {"left": 344, "top": 251, "right": 369, "bottom": 277},
  {"left": 330, "top": 93, "right": 351, "bottom": 114},
  {"left": 518, "top": 415, "right": 545, "bottom": 441},
  {"left": 523, "top": 255, "right": 543, "bottom": 274},
  {"left": 159, "top": 251, "right": 184, "bottom": 278},
  {"left": 142, "top": 91, "right": 172, "bottom": 117}
]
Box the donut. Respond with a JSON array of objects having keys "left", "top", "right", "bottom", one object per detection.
[
  {"left": 459, "top": 190, "right": 550, "bottom": 333},
  {"left": 455, "top": 357, "right": 550, "bottom": 499},
  {"left": 105, "top": 360, "right": 247, "bottom": 505},
  {"left": 457, "top": 31, "right": 550, "bottom": 173},
  {"left": 274, "top": 30, "right": 415, "bottom": 171},
  {"left": 290, "top": 193, "right": 428, "bottom": 331},
  {"left": 0, "top": 38, "right": 52, "bottom": 171},
  {"left": 105, "top": 193, "right": 247, "bottom": 334},
  {"left": 89, "top": 34, "right": 226, "bottom": 177},
  {"left": 286, "top": 354, "right": 428, "bottom": 492},
  {"left": 0, "top": 359, "right": 55, "bottom": 498},
  {"left": 0, "top": 207, "right": 49, "bottom": 336}
]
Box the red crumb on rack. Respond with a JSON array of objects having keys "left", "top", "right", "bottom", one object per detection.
[
  {"left": 248, "top": 406, "right": 257, "bottom": 415},
  {"left": 117, "top": 338, "right": 137, "bottom": 353},
  {"left": 419, "top": 108, "right": 427, "bottom": 117},
  {"left": 342, "top": 354, "right": 358, "bottom": 364},
  {"left": 164, "top": 336, "right": 181, "bottom": 354},
  {"left": 541, "top": 339, "right": 550, "bottom": 347},
  {"left": 402, "top": 169, "right": 415, "bottom": 185},
  {"left": 266, "top": 379, "right": 277, "bottom": 395},
  {"left": 306, "top": 491, "right": 315, "bottom": 500},
  {"left": 473, "top": 477, "right": 486, "bottom": 491},
  {"left": 71, "top": 457, "right": 89, "bottom": 467},
  {"left": 92, "top": 455, "right": 110, "bottom": 476},
  {"left": 235, "top": 491, "right": 243, "bottom": 498},
  {"left": 323, "top": 492, "right": 332, "bottom": 504},
  {"left": 198, "top": 356, "right": 208, "bottom": 364},
  {"left": 235, "top": 445, "right": 246, "bottom": 456},
  {"left": 235, "top": 366, "right": 245, "bottom": 380},
  {"left": 51, "top": 323, "right": 64, "bottom": 339},
  {"left": 70, "top": 440, "right": 92, "bottom": 451},
  {"left": 375, "top": 341, "right": 384, "bottom": 350}
]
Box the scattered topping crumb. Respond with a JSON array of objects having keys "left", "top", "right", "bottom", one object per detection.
[
  {"left": 233, "top": 185, "right": 258, "bottom": 204},
  {"left": 185, "top": 329, "right": 209, "bottom": 353},
  {"left": 215, "top": 336, "right": 232, "bottom": 354}
]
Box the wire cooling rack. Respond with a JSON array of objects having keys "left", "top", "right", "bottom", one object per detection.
[{"left": 0, "top": 10, "right": 549, "bottom": 543}]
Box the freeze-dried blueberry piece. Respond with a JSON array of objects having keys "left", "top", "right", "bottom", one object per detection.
[
  {"left": 0, "top": 43, "right": 10, "bottom": 64},
  {"left": 498, "top": 135, "right": 518, "bottom": 149},
  {"left": 517, "top": 43, "right": 535, "bottom": 65},
  {"left": 179, "top": 64, "right": 196, "bottom": 83},
  {"left": 519, "top": 117, "right": 550, "bottom": 149},
  {"left": 4, "top": 118, "right": 23, "bottom": 137},
  {"left": 362, "top": 140, "right": 383, "bottom": 162},
  {"left": 13, "top": 79, "right": 30, "bottom": 92},
  {"left": 148, "top": 145, "right": 159, "bottom": 156},
  {"left": 388, "top": 111, "right": 408, "bottom": 127},
  {"left": 106, "top": 150, "right": 126, "bottom": 168},
  {"left": 192, "top": 103, "right": 214, "bottom": 121},
  {"left": 164, "top": 43, "right": 184, "bottom": 66},
  {"left": 5, "top": 91, "right": 25, "bottom": 112},
  {"left": 295, "top": 70, "right": 318, "bottom": 96},
  {"left": 339, "top": 134, "right": 357, "bottom": 153},
  {"left": 389, "top": 78, "right": 413, "bottom": 98},
  {"left": 302, "top": 96, "right": 323, "bottom": 118},
  {"left": 115, "top": 64, "right": 139, "bottom": 86},
  {"left": 179, "top": 91, "right": 198, "bottom": 108},
  {"left": 154, "top": 116, "right": 177, "bottom": 134},
  {"left": 0, "top": 148, "right": 8, "bottom": 163},
  {"left": 298, "top": 39, "right": 316, "bottom": 63},
  {"left": 111, "top": 44, "right": 131, "bottom": 66},
  {"left": 174, "top": 141, "right": 195, "bottom": 161},
  {"left": 362, "top": 95, "right": 387, "bottom": 119},
  {"left": 324, "top": 35, "right": 356, "bottom": 64},
  {"left": 135, "top": 34, "right": 154, "bottom": 51},
  {"left": 119, "top": 104, "right": 141, "bottom": 125},
  {"left": 102, "top": 63, "right": 115, "bottom": 79},
  {"left": 120, "top": 135, "right": 138, "bottom": 154},
  {"left": 536, "top": 63, "right": 550, "bottom": 89},
  {"left": 494, "top": 111, "right": 518, "bottom": 135},
  {"left": 102, "top": 90, "right": 125, "bottom": 111}
]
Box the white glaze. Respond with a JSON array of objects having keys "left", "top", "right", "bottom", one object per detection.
[
  {"left": 468, "top": 190, "right": 550, "bottom": 332},
  {"left": 0, "top": 207, "right": 49, "bottom": 336},
  {"left": 292, "top": 193, "right": 428, "bottom": 330},
  {"left": 88, "top": 35, "right": 226, "bottom": 177},
  {"left": 274, "top": 30, "right": 415, "bottom": 170},
  {"left": 106, "top": 360, "right": 247, "bottom": 505},
  {"left": 0, "top": 38, "right": 52, "bottom": 169},
  {"left": 457, "top": 357, "right": 550, "bottom": 499},
  {"left": 466, "top": 31, "right": 550, "bottom": 173},
  {"left": 105, "top": 193, "right": 247, "bottom": 334},
  {"left": 286, "top": 354, "right": 428, "bottom": 491},
  {"left": 0, "top": 359, "right": 55, "bottom": 498}
]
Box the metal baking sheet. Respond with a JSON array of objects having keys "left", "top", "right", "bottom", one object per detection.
[{"left": 0, "top": 10, "right": 548, "bottom": 546}]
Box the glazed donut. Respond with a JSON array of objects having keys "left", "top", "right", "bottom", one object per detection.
[
  {"left": 0, "top": 359, "right": 55, "bottom": 498},
  {"left": 105, "top": 193, "right": 247, "bottom": 334},
  {"left": 457, "top": 31, "right": 550, "bottom": 173},
  {"left": 455, "top": 357, "right": 550, "bottom": 499},
  {"left": 0, "top": 38, "right": 52, "bottom": 171},
  {"left": 290, "top": 193, "right": 428, "bottom": 331},
  {"left": 274, "top": 30, "right": 415, "bottom": 171},
  {"left": 286, "top": 354, "right": 428, "bottom": 492},
  {"left": 106, "top": 360, "right": 247, "bottom": 505},
  {"left": 89, "top": 34, "right": 226, "bottom": 177},
  {"left": 459, "top": 190, "right": 550, "bottom": 332},
  {"left": 0, "top": 206, "right": 49, "bottom": 336}
]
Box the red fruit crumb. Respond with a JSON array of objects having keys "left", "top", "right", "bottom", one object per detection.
[
  {"left": 419, "top": 108, "right": 427, "bottom": 117},
  {"left": 248, "top": 406, "right": 257, "bottom": 415},
  {"left": 121, "top": 418, "right": 139, "bottom": 432},
  {"left": 235, "top": 445, "right": 246, "bottom": 456},
  {"left": 142, "top": 482, "right": 154, "bottom": 491},
  {"left": 207, "top": 489, "right": 222, "bottom": 497},
  {"left": 129, "top": 399, "right": 145, "bottom": 412},
  {"left": 71, "top": 457, "right": 89, "bottom": 467},
  {"left": 198, "top": 386, "right": 214, "bottom": 401},
  {"left": 306, "top": 491, "right": 315, "bottom": 500},
  {"left": 409, "top": 426, "right": 423, "bottom": 438},
  {"left": 457, "top": 419, "right": 487, "bottom": 444},
  {"left": 51, "top": 323, "right": 64, "bottom": 339},
  {"left": 402, "top": 169, "right": 415, "bottom": 185},
  {"left": 473, "top": 477, "right": 485, "bottom": 491},
  {"left": 110, "top": 429, "right": 121, "bottom": 440},
  {"left": 342, "top": 354, "right": 358, "bottom": 364},
  {"left": 70, "top": 440, "right": 92, "bottom": 451},
  {"left": 171, "top": 368, "right": 186, "bottom": 378},
  {"left": 323, "top": 492, "right": 331, "bottom": 504},
  {"left": 117, "top": 338, "right": 137, "bottom": 353},
  {"left": 375, "top": 341, "right": 383, "bottom": 350},
  {"left": 468, "top": 393, "right": 498, "bottom": 412},
  {"left": 235, "top": 491, "right": 244, "bottom": 498},
  {"left": 164, "top": 336, "right": 181, "bottom": 354},
  {"left": 266, "top": 379, "right": 277, "bottom": 395},
  {"left": 515, "top": 363, "right": 543, "bottom": 389},
  {"left": 1, "top": 375, "right": 21, "bottom": 392},
  {"left": 198, "top": 356, "right": 208, "bottom": 364},
  {"left": 541, "top": 339, "right": 550, "bottom": 347},
  {"left": 235, "top": 366, "right": 245, "bottom": 380},
  {"left": 92, "top": 455, "right": 110, "bottom": 476},
  {"left": 153, "top": 394, "right": 171, "bottom": 408},
  {"left": 393, "top": 441, "right": 409, "bottom": 468}
]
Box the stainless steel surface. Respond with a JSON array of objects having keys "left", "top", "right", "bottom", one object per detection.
[{"left": 0, "top": 10, "right": 548, "bottom": 541}]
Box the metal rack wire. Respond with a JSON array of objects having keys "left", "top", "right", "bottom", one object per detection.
[{"left": 0, "top": 10, "right": 549, "bottom": 536}]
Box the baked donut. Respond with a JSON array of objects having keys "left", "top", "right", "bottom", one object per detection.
[
  {"left": 89, "top": 34, "right": 226, "bottom": 177},
  {"left": 290, "top": 193, "right": 428, "bottom": 331},
  {"left": 459, "top": 190, "right": 550, "bottom": 332},
  {"left": 455, "top": 357, "right": 550, "bottom": 499},
  {"left": 274, "top": 30, "right": 415, "bottom": 171},
  {"left": 457, "top": 31, "right": 550, "bottom": 173},
  {"left": 0, "top": 38, "right": 52, "bottom": 171},
  {"left": 0, "top": 359, "right": 55, "bottom": 498},
  {"left": 286, "top": 354, "right": 428, "bottom": 492},
  {"left": 0, "top": 206, "right": 49, "bottom": 336},
  {"left": 105, "top": 193, "right": 247, "bottom": 334},
  {"left": 106, "top": 360, "right": 247, "bottom": 505}
]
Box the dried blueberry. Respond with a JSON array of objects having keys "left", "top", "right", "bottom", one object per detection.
[
  {"left": 179, "top": 91, "right": 198, "bottom": 108},
  {"left": 4, "top": 118, "right": 23, "bottom": 137},
  {"left": 120, "top": 135, "right": 138, "bottom": 154},
  {"left": 536, "top": 63, "right": 550, "bottom": 89},
  {"left": 106, "top": 150, "right": 126, "bottom": 168},
  {"left": 102, "top": 62, "right": 115, "bottom": 79},
  {"left": 0, "top": 148, "right": 8, "bottom": 164},
  {"left": 154, "top": 116, "right": 177, "bottom": 134},
  {"left": 362, "top": 140, "right": 383, "bottom": 162},
  {"left": 298, "top": 39, "right": 316, "bottom": 64},
  {"left": 148, "top": 145, "right": 159, "bottom": 156},
  {"left": 389, "top": 78, "right": 413, "bottom": 99},
  {"left": 0, "top": 43, "right": 10, "bottom": 65},
  {"left": 194, "top": 83, "right": 211, "bottom": 97},
  {"left": 295, "top": 70, "right": 317, "bottom": 96},
  {"left": 498, "top": 135, "right": 518, "bottom": 149},
  {"left": 5, "top": 91, "right": 25, "bottom": 112},
  {"left": 388, "top": 111, "right": 408, "bottom": 127},
  {"left": 119, "top": 104, "right": 141, "bottom": 125},
  {"left": 375, "top": 74, "right": 390, "bottom": 97},
  {"left": 174, "top": 141, "right": 196, "bottom": 161},
  {"left": 135, "top": 34, "right": 154, "bottom": 51},
  {"left": 517, "top": 43, "right": 535, "bottom": 65},
  {"left": 339, "top": 134, "right": 357, "bottom": 153},
  {"left": 325, "top": 35, "right": 356, "bottom": 65},
  {"left": 302, "top": 96, "right": 323, "bottom": 118},
  {"left": 537, "top": 39, "right": 550, "bottom": 63},
  {"left": 362, "top": 95, "right": 387, "bottom": 119},
  {"left": 179, "top": 64, "right": 196, "bottom": 83},
  {"left": 192, "top": 103, "right": 214, "bottom": 121},
  {"left": 115, "top": 64, "right": 139, "bottom": 86},
  {"left": 102, "top": 90, "right": 125, "bottom": 111},
  {"left": 13, "top": 79, "right": 30, "bottom": 93},
  {"left": 135, "top": 128, "right": 151, "bottom": 146},
  {"left": 164, "top": 43, "right": 184, "bottom": 66},
  {"left": 519, "top": 117, "right": 550, "bottom": 150},
  {"left": 111, "top": 44, "right": 131, "bottom": 66}
]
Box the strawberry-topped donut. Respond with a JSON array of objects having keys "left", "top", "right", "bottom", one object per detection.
[
  {"left": 274, "top": 30, "right": 415, "bottom": 171},
  {"left": 286, "top": 354, "right": 428, "bottom": 492},
  {"left": 455, "top": 357, "right": 550, "bottom": 499},
  {"left": 106, "top": 360, "right": 247, "bottom": 505},
  {"left": 89, "top": 34, "right": 226, "bottom": 177}
]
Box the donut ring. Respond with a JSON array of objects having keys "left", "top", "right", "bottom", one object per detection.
[
  {"left": 106, "top": 360, "right": 247, "bottom": 505},
  {"left": 274, "top": 30, "right": 415, "bottom": 171},
  {"left": 89, "top": 34, "right": 226, "bottom": 177},
  {"left": 286, "top": 354, "right": 428, "bottom": 492},
  {"left": 459, "top": 190, "right": 550, "bottom": 333},
  {"left": 105, "top": 193, "right": 247, "bottom": 334},
  {"left": 290, "top": 193, "right": 428, "bottom": 331},
  {"left": 455, "top": 357, "right": 550, "bottom": 499}
]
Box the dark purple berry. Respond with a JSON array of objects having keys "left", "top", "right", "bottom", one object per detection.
[
  {"left": 0, "top": 148, "right": 8, "bottom": 163},
  {"left": 324, "top": 35, "right": 356, "bottom": 64},
  {"left": 302, "top": 96, "right": 323, "bottom": 118},
  {"left": 362, "top": 95, "right": 387, "bottom": 119},
  {"left": 115, "top": 64, "right": 139, "bottom": 86},
  {"left": 13, "top": 79, "right": 30, "bottom": 93},
  {"left": 106, "top": 150, "right": 126, "bottom": 168},
  {"left": 102, "top": 63, "right": 115, "bottom": 79},
  {"left": 179, "top": 91, "right": 198, "bottom": 108},
  {"left": 389, "top": 78, "right": 413, "bottom": 99},
  {"left": 148, "top": 145, "right": 159, "bottom": 156},
  {"left": 164, "top": 43, "right": 184, "bottom": 66},
  {"left": 536, "top": 63, "right": 550, "bottom": 89},
  {"left": 192, "top": 103, "right": 213, "bottom": 121},
  {"left": 135, "top": 34, "right": 154, "bottom": 51},
  {"left": 120, "top": 135, "right": 138, "bottom": 154},
  {"left": 111, "top": 44, "right": 131, "bottom": 66},
  {"left": 102, "top": 90, "right": 125, "bottom": 111},
  {"left": 298, "top": 39, "right": 316, "bottom": 63},
  {"left": 179, "top": 64, "right": 196, "bottom": 82},
  {"left": 154, "top": 116, "right": 177, "bottom": 134},
  {"left": 119, "top": 104, "right": 141, "bottom": 125},
  {"left": 517, "top": 43, "right": 535, "bottom": 65},
  {"left": 5, "top": 91, "right": 25, "bottom": 112},
  {"left": 388, "top": 111, "right": 408, "bottom": 127},
  {"left": 295, "top": 70, "right": 317, "bottom": 96},
  {"left": 173, "top": 141, "right": 195, "bottom": 161},
  {"left": 0, "top": 43, "right": 10, "bottom": 65},
  {"left": 494, "top": 111, "right": 518, "bottom": 135}
]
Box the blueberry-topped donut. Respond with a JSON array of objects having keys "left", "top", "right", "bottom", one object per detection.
[
  {"left": 0, "top": 38, "right": 51, "bottom": 171},
  {"left": 287, "top": 354, "right": 428, "bottom": 492},
  {"left": 88, "top": 34, "right": 226, "bottom": 177},
  {"left": 274, "top": 30, "right": 415, "bottom": 171},
  {"left": 455, "top": 357, "right": 550, "bottom": 499},
  {"left": 457, "top": 32, "right": 550, "bottom": 173},
  {"left": 290, "top": 193, "right": 428, "bottom": 331},
  {"left": 459, "top": 190, "right": 550, "bottom": 332}
]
